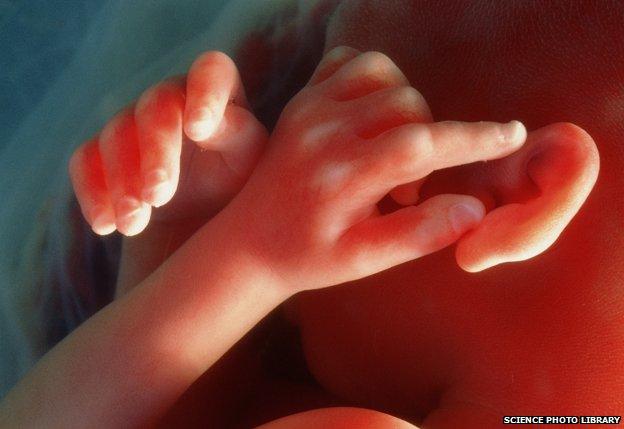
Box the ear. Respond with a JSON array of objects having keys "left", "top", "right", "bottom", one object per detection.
[{"left": 455, "top": 122, "right": 600, "bottom": 272}]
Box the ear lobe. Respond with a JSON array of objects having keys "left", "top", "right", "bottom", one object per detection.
[{"left": 455, "top": 122, "right": 600, "bottom": 273}]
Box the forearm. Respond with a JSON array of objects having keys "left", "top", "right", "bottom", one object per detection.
[
  {"left": 0, "top": 214, "right": 284, "bottom": 428},
  {"left": 115, "top": 218, "right": 205, "bottom": 297}
]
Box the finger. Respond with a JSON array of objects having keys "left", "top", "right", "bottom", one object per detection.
[
  {"left": 197, "top": 104, "right": 268, "bottom": 176},
  {"left": 99, "top": 109, "right": 151, "bottom": 236},
  {"left": 135, "top": 80, "right": 185, "bottom": 207},
  {"left": 184, "top": 51, "right": 249, "bottom": 141},
  {"left": 389, "top": 178, "right": 427, "bottom": 206},
  {"left": 308, "top": 46, "right": 361, "bottom": 86},
  {"left": 322, "top": 51, "right": 410, "bottom": 101},
  {"left": 345, "top": 86, "right": 432, "bottom": 139},
  {"left": 338, "top": 194, "right": 485, "bottom": 279},
  {"left": 68, "top": 138, "right": 116, "bottom": 235},
  {"left": 354, "top": 120, "right": 527, "bottom": 198}
]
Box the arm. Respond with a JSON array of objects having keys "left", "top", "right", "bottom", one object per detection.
[
  {"left": 1, "top": 46, "right": 527, "bottom": 428},
  {"left": 114, "top": 217, "right": 204, "bottom": 297},
  {"left": 0, "top": 212, "right": 284, "bottom": 428}
]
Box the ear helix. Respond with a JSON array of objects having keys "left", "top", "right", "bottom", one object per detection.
[{"left": 455, "top": 122, "right": 600, "bottom": 272}]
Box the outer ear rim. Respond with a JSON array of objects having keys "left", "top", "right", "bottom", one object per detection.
[{"left": 455, "top": 122, "right": 600, "bottom": 273}]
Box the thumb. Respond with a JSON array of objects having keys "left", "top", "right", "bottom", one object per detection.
[{"left": 338, "top": 194, "right": 485, "bottom": 280}]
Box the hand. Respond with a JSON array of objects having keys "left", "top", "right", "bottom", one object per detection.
[
  {"left": 219, "top": 46, "right": 528, "bottom": 292},
  {"left": 69, "top": 51, "right": 267, "bottom": 236}
]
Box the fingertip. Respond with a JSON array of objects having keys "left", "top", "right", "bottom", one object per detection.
[
  {"left": 141, "top": 169, "right": 175, "bottom": 207},
  {"left": 114, "top": 197, "right": 151, "bottom": 236},
  {"left": 455, "top": 228, "right": 499, "bottom": 273},
  {"left": 141, "top": 186, "right": 174, "bottom": 208},
  {"left": 501, "top": 120, "right": 527, "bottom": 149},
  {"left": 455, "top": 249, "right": 494, "bottom": 273},
  {"left": 448, "top": 200, "right": 485, "bottom": 234},
  {"left": 91, "top": 208, "right": 116, "bottom": 236},
  {"left": 184, "top": 107, "right": 218, "bottom": 141}
]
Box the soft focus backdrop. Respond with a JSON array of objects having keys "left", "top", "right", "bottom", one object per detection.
[{"left": 0, "top": 0, "right": 298, "bottom": 397}]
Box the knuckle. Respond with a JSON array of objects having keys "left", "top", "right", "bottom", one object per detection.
[
  {"left": 101, "top": 110, "right": 132, "bottom": 143},
  {"left": 283, "top": 89, "right": 326, "bottom": 125},
  {"left": 393, "top": 86, "right": 421, "bottom": 103},
  {"left": 389, "top": 86, "right": 428, "bottom": 115},
  {"left": 136, "top": 82, "right": 181, "bottom": 115},
  {"left": 383, "top": 128, "right": 433, "bottom": 178},
  {"left": 395, "top": 143, "right": 420, "bottom": 173},
  {"left": 361, "top": 51, "right": 394, "bottom": 68},
  {"left": 439, "top": 120, "right": 464, "bottom": 141},
  {"left": 401, "top": 126, "right": 433, "bottom": 164},
  {"left": 310, "top": 161, "right": 355, "bottom": 202},
  {"left": 357, "top": 51, "right": 403, "bottom": 80}
]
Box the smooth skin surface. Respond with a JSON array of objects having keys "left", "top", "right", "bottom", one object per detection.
[
  {"left": 284, "top": 0, "right": 619, "bottom": 427},
  {"left": 4, "top": 0, "right": 617, "bottom": 427},
  {"left": 0, "top": 47, "right": 530, "bottom": 428},
  {"left": 69, "top": 51, "right": 268, "bottom": 295}
]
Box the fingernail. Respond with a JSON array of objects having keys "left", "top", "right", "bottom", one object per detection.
[
  {"left": 187, "top": 108, "right": 216, "bottom": 140},
  {"left": 144, "top": 169, "right": 168, "bottom": 188},
  {"left": 142, "top": 169, "right": 172, "bottom": 207},
  {"left": 449, "top": 203, "right": 485, "bottom": 233},
  {"left": 115, "top": 196, "right": 144, "bottom": 220},
  {"left": 90, "top": 206, "right": 116, "bottom": 235},
  {"left": 115, "top": 197, "right": 150, "bottom": 236},
  {"left": 501, "top": 120, "right": 527, "bottom": 145}
]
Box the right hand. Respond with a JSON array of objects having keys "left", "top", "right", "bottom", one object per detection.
[{"left": 220, "top": 46, "right": 528, "bottom": 293}]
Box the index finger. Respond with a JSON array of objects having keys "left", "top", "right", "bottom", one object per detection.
[{"left": 357, "top": 120, "right": 527, "bottom": 196}]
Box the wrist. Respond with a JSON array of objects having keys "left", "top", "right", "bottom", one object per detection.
[
  {"left": 128, "top": 211, "right": 289, "bottom": 376},
  {"left": 177, "top": 208, "right": 291, "bottom": 303}
]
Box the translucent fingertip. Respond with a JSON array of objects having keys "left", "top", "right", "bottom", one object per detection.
[
  {"left": 185, "top": 108, "right": 217, "bottom": 141},
  {"left": 449, "top": 202, "right": 485, "bottom": 234},
  {"left": 92, "top": 217, "right": 116, "bottom": 235},
  {"left": 141, "top": 169, "right": 173, "bottom": 207},
  {"left": 501, "top": 120, "right": 527, "bottom": 146},
  {"left": 115, "top": 197, "right": 151, "bottom": 236},
  {"left": 90, "top": 205, "right": 116, "bottom": 235}
]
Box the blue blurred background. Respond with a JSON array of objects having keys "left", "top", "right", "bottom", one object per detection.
[
  {"left": 0, "top": 0, "right": 243, "bottom": 397},
  {"left": 0, "top": 1, "right": 104, "bottom": 147}
]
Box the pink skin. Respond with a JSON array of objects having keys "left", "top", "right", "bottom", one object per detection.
[
  {"left": 281, "top": 0, "right": 618, "bottom": 427},
  {"left": 70, "top": 47, "right": 528, "bottom": 297},
  {"left": 11, "top": 1, "right": 615, "bottom": 426},
  {"left": 69, "top": 52, "right": 268, "bottom": 294},
  {"left": 214, "top": 48, "right": 528, "bottom": 294},
  {"left": 162, "top": 2, "right": 610, "bottom": 426},
  {"left": 2, "top": 45, "right": 534, "bottom": 428},
  {"left": 69, "top": 52, "right": 267, "bottom": 237}
]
